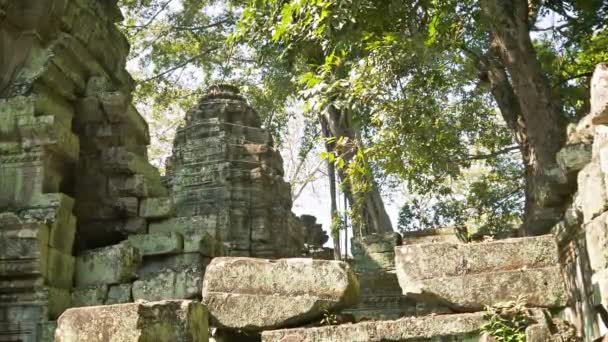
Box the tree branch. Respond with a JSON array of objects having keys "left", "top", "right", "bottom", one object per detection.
[
  {"left": 465, "top": 146, "right": 520, "bottom": 161},
  {"left": 139, "top": 47, "right": 219, "bottom": 83}
]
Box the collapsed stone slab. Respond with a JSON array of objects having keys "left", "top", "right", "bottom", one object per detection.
[
  {"left": 202, "top": 257, "right": 359, "bottom": 332},
  {"left": 261, "top": 312, "right": 486, "bottom": 342},
  {"left": 74, "top": 241, "right": 141, "bottom": 287},
  {"left": 55, "top": 300, "right": 208, "bottom": 342},
  {"left": 395, "top": 235, "right": 568, "bottom": 311}
]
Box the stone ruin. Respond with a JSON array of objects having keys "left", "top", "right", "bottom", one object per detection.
[
  {"left": 3, "top": 1, "right": 608, "bottom": 341},
  {"left": 0, "top": 1, "right": 325, "bottom": 340}
]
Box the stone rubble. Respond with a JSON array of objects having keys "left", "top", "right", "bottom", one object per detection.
[
  {"left": 202, "top": 257, "right": 360, "bottom": 332},
  {"left": 395, "top": 235, "right": 568, "bottom": 311},
  {"left": 55, "top": 300, "right": 208, "bottom": 342}
]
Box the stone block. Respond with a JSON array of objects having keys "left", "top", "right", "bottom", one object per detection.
[
  {"left": 49, "top": 213, "right": 76, "bottom": 254},
  {"left": 17, "top": 114, "right": 79, "bottom": 162},
  {"left": 71, "top": 285, "right": 108, "bottom": 307},
  {"left": 106, "top": 283, "right": 133, "bottom": 305},
  {"left": 395, "top": 236, "right": 567, "bottom": 310},
  {"left": 133, "top": 265, "right": 203, "bottom": 301},
  {"left": 261, "top": 312, "right": 486, "bottom": 342},
  {"left": 75, "top": 242, "right": 141, "bottom": 287},
  {"left": 139, "top": 197, "right": 175, "bottom": 219},
  {"left": 395, "top": 235, "right": 558, "bottom": 279},
  {"left": 578, "top": 161, "right": 608, "bottom": 223},
  {"left": 0, "top": 224, "right": 50, "bottom": 276},
  {"left": 183, "top": 231, "right": 221, "bottom": 256},
  {"left": 202, "top": 257, "right": 359, "bottom": 332},
  {"left": 401, "top": 227, "right": 463, "bottom": 245},
  {"left": 586, "top": 213, "right": 608, "bottom": 273},
  {"left": 138, "top": 253, "right": 209, "bottom": 278},
  {"left": 352, "top": 232, "right": 402, "bottom": 254},
  {"left": 128, "top": 232, "right": 183, "bottom": 256},
  {"left": 108, "top": 175, "right": 148, "bottom": 198},
  {"left": 47, "top": 248, "right": 74, "bottom": 288},
  {"left": 557, "top": 143, "right": 592, "bottom": 175},
  {"left": 0, "top": 286, "right": 72, "bottom": 321},
  {"left": 591, "top": 63, "right": 608, "bottom": 124},
  {"left": 149, "top": 215, "right": 217, "bottom": 236},
  {"left": 101, "top": 147, "right": 167, "bottom": 197},
  {"left": 55, "top": 300, "right": 209, "bottom": 342}
]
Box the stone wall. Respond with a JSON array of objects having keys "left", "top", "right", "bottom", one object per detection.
[
  {"left": 554, "top": 63, "right": 608, "bottom": 341},
  {"left": 0, "top": 0, "right": 167, "bottom": 340},
  {"left": 162, "top": 85, "right": 310, "bottom": 258},
  {"left": 0, "top": 4, "right": 327, "bottom": 340}
]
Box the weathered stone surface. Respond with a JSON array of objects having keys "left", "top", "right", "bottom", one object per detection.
[
  {"left": 557, "top": 143, "right": 592, "bottom": 175},
  {"left": 591, "top": 63, "right": 608, "bottom": 125},
  {"left": 261, "top": 312, "right": 486, "bottom": 342},
  {"left": 395, "top": 236, "right": 567, "bottom": 310},
  {"left": 401, "top": 227, "right": 463, "bottom": 245},
  {"left": 133, "top": 265, "right": 203, "bottom": 301},
  {"left": 106, "top": 283, "right": 133, "bottom": 305},
  {"left": 346, "top": 232, "right": 422, "bottom": 321},
  {"left": 183, "top": 231, "right": 222, "bottom": 256},
  {"left": 75, "top": 242, "right": 141, "bottom": 287},
  {"left": 55, "top": 300, "right": 209, "bottom": 342},
  {"left": 128, "top": 232, "right": 183, "bottom": 256},
  {"left": 577, "top": 161, "right": 608, "bottom": 223},
  {"left": 202, "top": 257, "right": 359, "bottom": 331},
  {"left": 585, "top": 212, "right": 608, "bottom": 272},
  {"left": 71, "top": 285, "right": 108, "bottom": 307},
  {"left": 351, "top": 232, "right": 402, "bottom": 273},
  {"left": 149, "top": 215, "right": 217, "bottom": 236},
  {"left": 139, "top": 197, "right": 175, "bottom": 219},
  {"left": 138, "top": 253, "right": 210, "bottom": 278},
  {"left": 164, "top": 85, "right": 309, "bottom": 258},
  {"left": 396, "top": 235, "right": 558, "bottom": 279}
]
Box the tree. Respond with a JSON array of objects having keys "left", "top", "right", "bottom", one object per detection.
[{"left": 237, "top": 0, "right": 607, "bottom": 236}]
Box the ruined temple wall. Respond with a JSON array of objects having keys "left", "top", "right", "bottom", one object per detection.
[
  {"left": 0, "top": 1, "right": 168, "bottom": 340},
  {"left": 163, "top": 86, "right": 312, "bottom": 258},
  {"left": 553, "top": 63, "right": 608, "bottom": 341}
]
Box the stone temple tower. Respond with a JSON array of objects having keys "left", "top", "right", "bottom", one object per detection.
[{"left": 164, "top": 85, "right": 306, "bottom": 258}]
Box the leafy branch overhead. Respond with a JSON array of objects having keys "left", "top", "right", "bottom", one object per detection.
[{"left": 121, "top": 0, "right": 607, "bottom": 237}]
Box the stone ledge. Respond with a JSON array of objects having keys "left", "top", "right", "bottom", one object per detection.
[{"left": 261, "top": 312, "right": 486, "bottom": 342}]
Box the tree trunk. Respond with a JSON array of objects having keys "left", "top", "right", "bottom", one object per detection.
[
  {"left": 320, "top": 115, "right": 342, "bottom": 259},
  {"left": 321, "top": 106, "right": 393, "bottom": 237},
  {"left": 480, "top": 0, "right": 569, "bottom": 235}
]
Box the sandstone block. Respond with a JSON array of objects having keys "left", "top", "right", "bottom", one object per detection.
[
  {"left": 401, "top": 227, "right": 463, "bottom": 245},
  {"left": 261, "top": 312, "right": 486, "bottom": 342},
  {"left": 557, "top": 143, "right": 592, "bottom": 175},
  {"left": 75, "top": 242, "right": 141, "bottom": 287},
  {"left": 202, "top": 257, "right": 359, "bottom": 332},
  {"left": 182, "top": 231, "right": 223, "bottom": 257},
  {"left": 148, "top": 215, "right": 217, "bottom": 236},
  {"left": 591, "top": 63, "right": 608, "bottom": 124},
  {"left": 395, "top": 236, "right": 567, "bottom": 310},
  {"left": 578, "top": 161, "right": 608, "bottom": 223},
  {"left": 396, "top": 235, "right": 558, "bottom": 279},
  {"left": 106, "top": 283, "right": 133, "bottom": 305},
  {"left": 47, "top": 248, "right": 75, "bottom": 288},
  {"left": 138, "top": 253, "right": 210, "bottom": 278},
  {"left": 139, "top": 197, "right": 175, "bottom": 219},
  {"left": 586, "top": 212, "right": 608, "bottom": 272},
  {"left": 128, "top": 232, "right": 183, "bottom": 256},
  {"left": 55, "top": 300, "right": 209, "bottom": 342},
  {"left": 133, "top": 265, "right": 203, "bottom": 301},
  {"left": 71, "top": 285, "right": 108, "bottom": 307}
]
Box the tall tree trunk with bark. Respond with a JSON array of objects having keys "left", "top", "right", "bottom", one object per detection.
[
  {"left": 479, "top": 0, "right": 569, "bottom": 235},
  {"left": 321, "top": 106, "right": 394, "bottom": 237},
  {"left": 320, "top": 116, "right": 342, "bottom": 259}
]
